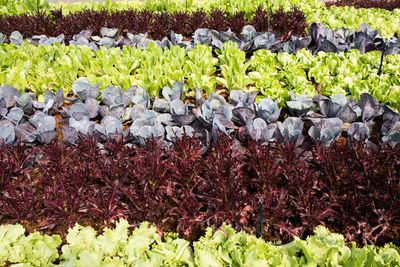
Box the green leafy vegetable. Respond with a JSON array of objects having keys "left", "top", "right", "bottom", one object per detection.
[{"left": 0, "top": 221, "right": 399, "bottom": 266}]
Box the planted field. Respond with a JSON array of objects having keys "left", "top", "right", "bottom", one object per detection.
[{"left": 0, "top": 0, "right": 400, "bottom": 266}]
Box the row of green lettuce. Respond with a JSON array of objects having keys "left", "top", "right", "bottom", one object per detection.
[
  {"left": 1, "top": 220, "right": 399, "bottom": 266},
  {"left": 0, "top": 0, "right": 306, "bottom": 18},
  {"left": 1, "top": 0, "right": 400, "bottom": 38},
  {"left": 1, "top": 42, "right": 400, "bottom": 111},
  {"left": 0, "top": 0, "right": 49, "bottom": 16}
]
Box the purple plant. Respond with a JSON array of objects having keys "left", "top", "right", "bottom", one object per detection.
[{"left": 0, "top": 136, "right": 398, "bottom": 245}]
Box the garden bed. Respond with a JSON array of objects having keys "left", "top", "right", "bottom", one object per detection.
[{"left": 1, "top": 0, "right": 400, "bottom": 265}]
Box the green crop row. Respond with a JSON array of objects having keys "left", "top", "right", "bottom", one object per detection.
[
  {"left": 303, "top": 5, "right": 400, "bottom": 39},
  {"left": 1, "top": 42, "right": 400, "bottom": 110},
  {"left": 1, "top": 0, "right": 400, "bottom": 38},
  {"left": 1, "top": 220, "right": 399, "bottom": 266},
  {"left": 0, "top": 42, "right": 218, "bottom": 98},
  {"left": 0, "top": 0, "right": 316, "bottom": 18},
  {"left": 250, "top": 49, "right": 400, "bottom": 110},
  {"left": 0, "top": 0, "right": 49, "bottom": 16}
]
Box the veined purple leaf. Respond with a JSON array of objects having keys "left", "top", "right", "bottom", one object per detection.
[
  {"left": 308, "top": 118, "right": 343, "bottom": 147},
  {"left": 109, "top": 104, "right": 125, "bottom": 120},
  {"left": 207, "top": 92, "right": 226, "bottom": 110},
  {"left": 130, "top": 104, "right": 148, "bottom": 121},
  {"left": 37, "top": 116, "right": 56, "bottom": 133},
  {"left": 156, "top": 113, "right": 174, "bottom": 125},
  {"left": 194, "top": 28, "right": 211, "bottom": 45},
  {"left": 10, "top": 31, "right": 23, "bottom": 46},
  {"left": 15, "top": 93, "right": 35, "bottom": 113},
  {"left": 287, "top": 93, "right": 314, "bottom": 117},
  {"left": 360, "top": 93, "right": 384, "bottom": 122},
  {"left": 232, "top": 106, "right": 255, "bottom": 126},
  {"left": 241, "top": 25, "right": 257, "bottom": 43},
  {"left": 0, "top": 120, "right": 15, "bottom": 145},
  {"left": 14, "top": 122, "right": 36, "bottom": 143},
  {"left": 69, "top": 117, "right": 92, "bottom": 135},
  {"left": 6, "top": 107, "right": 24, "bottom": 125},
  {"left": 100, "top": 27, "right": 119, "bottom": 38},
  {"left": 347, "top": 122, "right": 370, "bottom": 143},
  {"left": 277, "top": 117, "right": 304, "bottom": 145},
  {"left": 382, "top": 122, "right": 400, "bottom": 147},
  {"left": 72, "top": 80, "right": 99, "bottom": 100},
  {"left": 131, "top": 86, "right": 150, "bottom": 107},
  {"left": 85, "top": 98, "right": 100, "bottom": 119},
  {"left": 162, "top": 81, "right": 184, "bottom": 102},
  {"left": 153, "top": 98, "right": 170, "bottom": 113},
  {"left": 29, "top": 111, "right": 47, "bottom": 129},
  {"left": 102, "top": 115, "right": 123, "bottom": 139},
  {"left": 67, "top": 103, "right": 90, "bottom": 121},
  {"left": 102, "top": 86, "right": 123, "bottom": 107},
  {"left": 0, "top": 85, "right": 20, "bottom": 108},
  {"left": 255, "top": 98, "right": 281, "bottom": 124},
  {"left": 165, "top": 125, "right": 194, "bottom": 142}
]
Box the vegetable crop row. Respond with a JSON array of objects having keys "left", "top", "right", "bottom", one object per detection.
[
  {"left": 1, "top": 220, "right": 399, "bottom": 266},
  {"left": 325, "top": 0, "right": 400, "bottom": 11},
  {"left": 0, "top": 7, "right": 307, "bottom": 41},
  {"left": 1, "top": 77, "right": 399, "bottom": 148},
  {"left": 2, "top": 0, "right": 400, "bottom": 38},
  {"left": 1, "top": 42, "right": 400, "bottom": 110},
  {"left": 0, "top": 0, "right": 328, "bottom": 18},
  {"left": 0, "top": 135, "right": 399, "bottom": 247}
]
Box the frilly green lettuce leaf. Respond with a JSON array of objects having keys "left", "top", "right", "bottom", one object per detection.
[
  {"left": 123, "top": 221, "right": 161, "bottom": 265},
  {"left": 1, "top": 221, "right": 399, "bottom": 266},
  {"left": 292, "top": 225, "right": 362, "bottom": 266},
  {"left": 365, "top": 243, "right": 400, "bottom": 267},
  {"left": 21, "top": 232, "right": 61, "bottom": 266},
  {"left": 0, "top": 224, "right": 26, "bottom": 264}
]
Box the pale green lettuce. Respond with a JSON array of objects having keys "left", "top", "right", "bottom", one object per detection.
[
  {"left": 0, "top": 223, "right": 61, "bottom": 266},
  {"left": 1, "top": 221, "right": 399, "bottom": 266}
]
